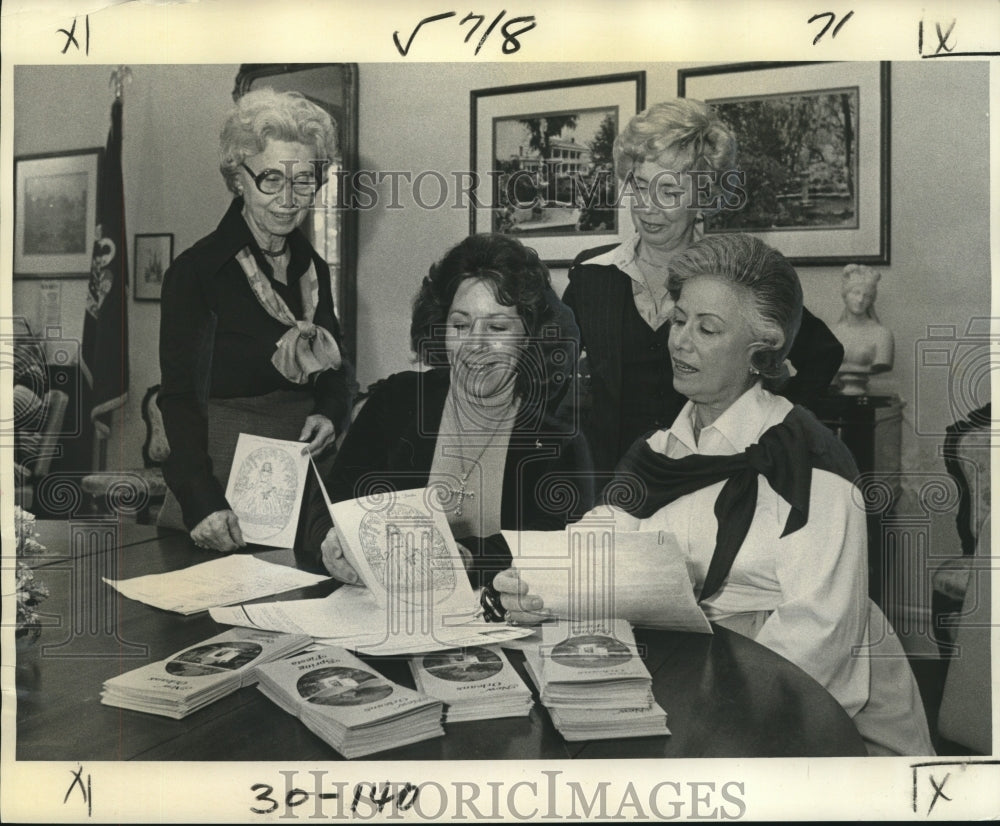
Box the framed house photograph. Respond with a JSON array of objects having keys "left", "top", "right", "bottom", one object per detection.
[
  {"left": 14, "top": 148, "right": 102, "bottom": 278},
  {"left": 133, "top": 233, "right": 174, "bottom": 301},
  {"left": 470, "top": 72, "right": 645, "bottom": 266},
  {"left": 678, "top": 62, "right": 890, "bottom": 265}
]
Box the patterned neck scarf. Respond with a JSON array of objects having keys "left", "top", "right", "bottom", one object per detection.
[{"left": 234, "top": 247, "right": 342, "bottom": 384}]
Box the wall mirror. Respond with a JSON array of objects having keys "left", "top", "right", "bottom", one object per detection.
[{"left": 234, "top": 63, "right": 359, "bottom": 361}]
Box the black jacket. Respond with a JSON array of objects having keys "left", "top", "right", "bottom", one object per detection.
[
  {"left": 297, "top": 368, "right": 595, "bottom": 585},
  {"left": 159, "top": 198, "right": 353, "bottom": 528}
]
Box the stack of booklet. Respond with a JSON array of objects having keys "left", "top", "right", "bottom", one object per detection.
[
  {"left": 522, "top": 619, "right": 669, "bottom": 741},
  {"left": 255, "top": 645, "right": 444, "bottom": 758},
  {"left": 100, "top": 628, "right": 312, "bottom": 718},
  {"left": 409, "top": 644, "right": 534, "bottom": 722}
]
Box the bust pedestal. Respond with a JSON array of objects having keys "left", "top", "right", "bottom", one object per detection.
[
  {"left": 810, "top": 392, "right": 905, "bottom": 606},
  {"left": 836, "top": 371, "right": 872, "bottom": 396}
]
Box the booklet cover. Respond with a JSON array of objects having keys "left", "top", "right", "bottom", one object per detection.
[
  {"left": 101, "top": 628, "right": 312, "bottom": 718},
  {"left": 409, "top": 645, "right": 533, "bottom": 721},
  {"left": 255, "top": 645, "right": 444, "bottom": 758},
  {"left": 539, "top": 619, "right": 650, "bottom": 685},
  {"left": 225, "top": 433, "right": 311, "bottom": 548}
]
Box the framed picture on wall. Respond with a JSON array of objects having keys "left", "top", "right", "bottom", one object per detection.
[
  {"left": 14, "top": 148, "right": 103, "bottom": 278},
  {"left": 470, "top": 72, "right": 646, "bottom": 266},
  {"left": 678, "top": 61, "right": 890, "bottom": 266},
  {"left": 133, "top": 233, "right": 174, "bottom": 301}
]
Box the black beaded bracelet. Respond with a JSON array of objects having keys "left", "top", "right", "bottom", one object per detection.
[{"left": 480, "top": 583, "right": 507, "bottom": 623}]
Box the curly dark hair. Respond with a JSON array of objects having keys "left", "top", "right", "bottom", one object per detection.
[{"left": 410, "top": 234, "right": 555, "bottom": 400}]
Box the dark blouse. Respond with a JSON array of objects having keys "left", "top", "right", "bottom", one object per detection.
[
  {"left": 619, "top": 295, "right": 677, "bottom": 459},
  {"left": 158, "top": 198, "right": 353, "bottom": 529}
]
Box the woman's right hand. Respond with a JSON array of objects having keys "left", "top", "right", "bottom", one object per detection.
[
  {"left": 321, "top": 526, "right": 360, "bottom": 584},
  {"left": 190, "top": 509, "right": 246, "bottom": 552},
  {"left": 492, "top": 568, "right": 550, "bottom": 625}
]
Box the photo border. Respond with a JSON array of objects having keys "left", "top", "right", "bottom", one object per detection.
[
  {"left": 13, "top": 148, "right": 103, "bottom": 279},
  {"left": 470, "top": 72, "right": 646, "bottom": 266},
  {"left": 678, "top": 61, "right": 890, "bottom": 266}
]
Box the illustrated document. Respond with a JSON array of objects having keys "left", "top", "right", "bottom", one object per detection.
[
  {"left": 501, "top": 527, "right": 712, "bottom": 633},
  {"left": 318, "top": 484, "right": 479, "bottom": 624},
  {"left": 224, "top": 433, "right": 311, "bottom": 548}
]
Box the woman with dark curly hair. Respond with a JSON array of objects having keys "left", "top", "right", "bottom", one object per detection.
[{"left": 297, "top": 234, "right": 592, "bottom": 590}]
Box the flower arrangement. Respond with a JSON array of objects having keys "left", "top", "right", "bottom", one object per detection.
[{"left": 14, "top": 507, "right": 50, "bottom": 643}]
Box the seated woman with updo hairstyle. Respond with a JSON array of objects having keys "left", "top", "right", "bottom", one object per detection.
[
  {"left": 497, "top": 233, "right": 933, "bottom": 756},
  {"left": 297, "top": 233, "right": 593, "bottom": 588}
]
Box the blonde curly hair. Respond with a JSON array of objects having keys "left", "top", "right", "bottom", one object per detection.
[{"left": 219, "top": 88, "right": 338, "bottom": 195}]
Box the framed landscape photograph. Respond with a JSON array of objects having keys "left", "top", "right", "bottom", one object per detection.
[
  {"left": 679, "top": 62, "right": 890, "bottom": 265},
  {"left": 14, "top": 148, "right": 102, "bottom": 278},
  {"left": 471, "top": 72, "right": 645, "bottom": 266},
  {"left": 133, "top": 233, "right": 174, "bottom": 301}
]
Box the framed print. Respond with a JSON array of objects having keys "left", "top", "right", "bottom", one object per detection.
[
  {"left": 133, "top": 233, "right": 174, "bottom": 302},
  {"left": 14, "top": 148, "right": 102, "bottom": 278},
  {"left": 678, "top": 62, "right": 890, "bottom": 266},
  {"left": 471, "top": 72, "right": 645, "bottom": 266}
]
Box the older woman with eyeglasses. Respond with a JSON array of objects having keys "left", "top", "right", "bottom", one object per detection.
[{"left": 158, "top": 88, "right": 353, "bottom": 552}]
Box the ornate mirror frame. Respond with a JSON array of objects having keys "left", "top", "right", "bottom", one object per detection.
[{"left": 233, "top": 63, "right": 359, "bottom": 361}]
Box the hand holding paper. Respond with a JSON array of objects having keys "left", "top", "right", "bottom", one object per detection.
[
  {"left": 320, "top": 526, "right": 359, "bottom": 584},
  {"left": 224, "top": 433, "right": 311, "bottom": 548},
  {"left": 501, "top": 526, "right": 711, "bottom": 634}
]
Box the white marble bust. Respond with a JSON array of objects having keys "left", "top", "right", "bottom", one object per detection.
[{"left": 832, "top": 264, "right": 894, "bottom": 395}]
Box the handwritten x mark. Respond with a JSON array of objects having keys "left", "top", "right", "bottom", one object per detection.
[{"left": 928, "top": 772, "right": 951, "bottom": 814}]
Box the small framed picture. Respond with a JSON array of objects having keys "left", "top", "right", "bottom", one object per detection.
[{"left": 133, "top": 233, "right": 174, "bottom": 302}]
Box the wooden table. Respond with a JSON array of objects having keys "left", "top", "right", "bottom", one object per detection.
[{"left": 15, "top": 521, "right": 866, "bottom": 760}]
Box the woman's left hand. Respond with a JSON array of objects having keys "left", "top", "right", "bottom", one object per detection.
[
  {"left": 299, "top": 414, "right": 336, "bottom": 456},
  {"left": 492, "top": 568, "right": 550, "bottom": 625}
]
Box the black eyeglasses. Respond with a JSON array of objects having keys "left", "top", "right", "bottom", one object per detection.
[{"left": 240, "top": 162, "right": 320, "bottom": 196}]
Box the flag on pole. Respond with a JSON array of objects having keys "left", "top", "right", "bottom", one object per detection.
[{"left": 81, "top": 96, "right": 129, "bottom": 439}]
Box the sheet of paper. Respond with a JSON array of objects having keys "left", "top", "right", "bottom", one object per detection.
[
  {"left": 225, "top": 433, "right": 311, "bottom": 548},
  {"left": 105, "top": 554, "right": 328, "bottom": 615},
  {"left": 502, "top": 527, "right": 712, "bottom": 634},
  {"left": 211, "top": 585, "right": 534, "bottom": 655},
  {"left": 210, "top": 588, "right": 378, "bottom": 639}
]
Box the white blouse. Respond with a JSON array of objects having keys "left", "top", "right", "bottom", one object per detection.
[{"left": 590, "top": 383, "right": 932, "bottom": 755}]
